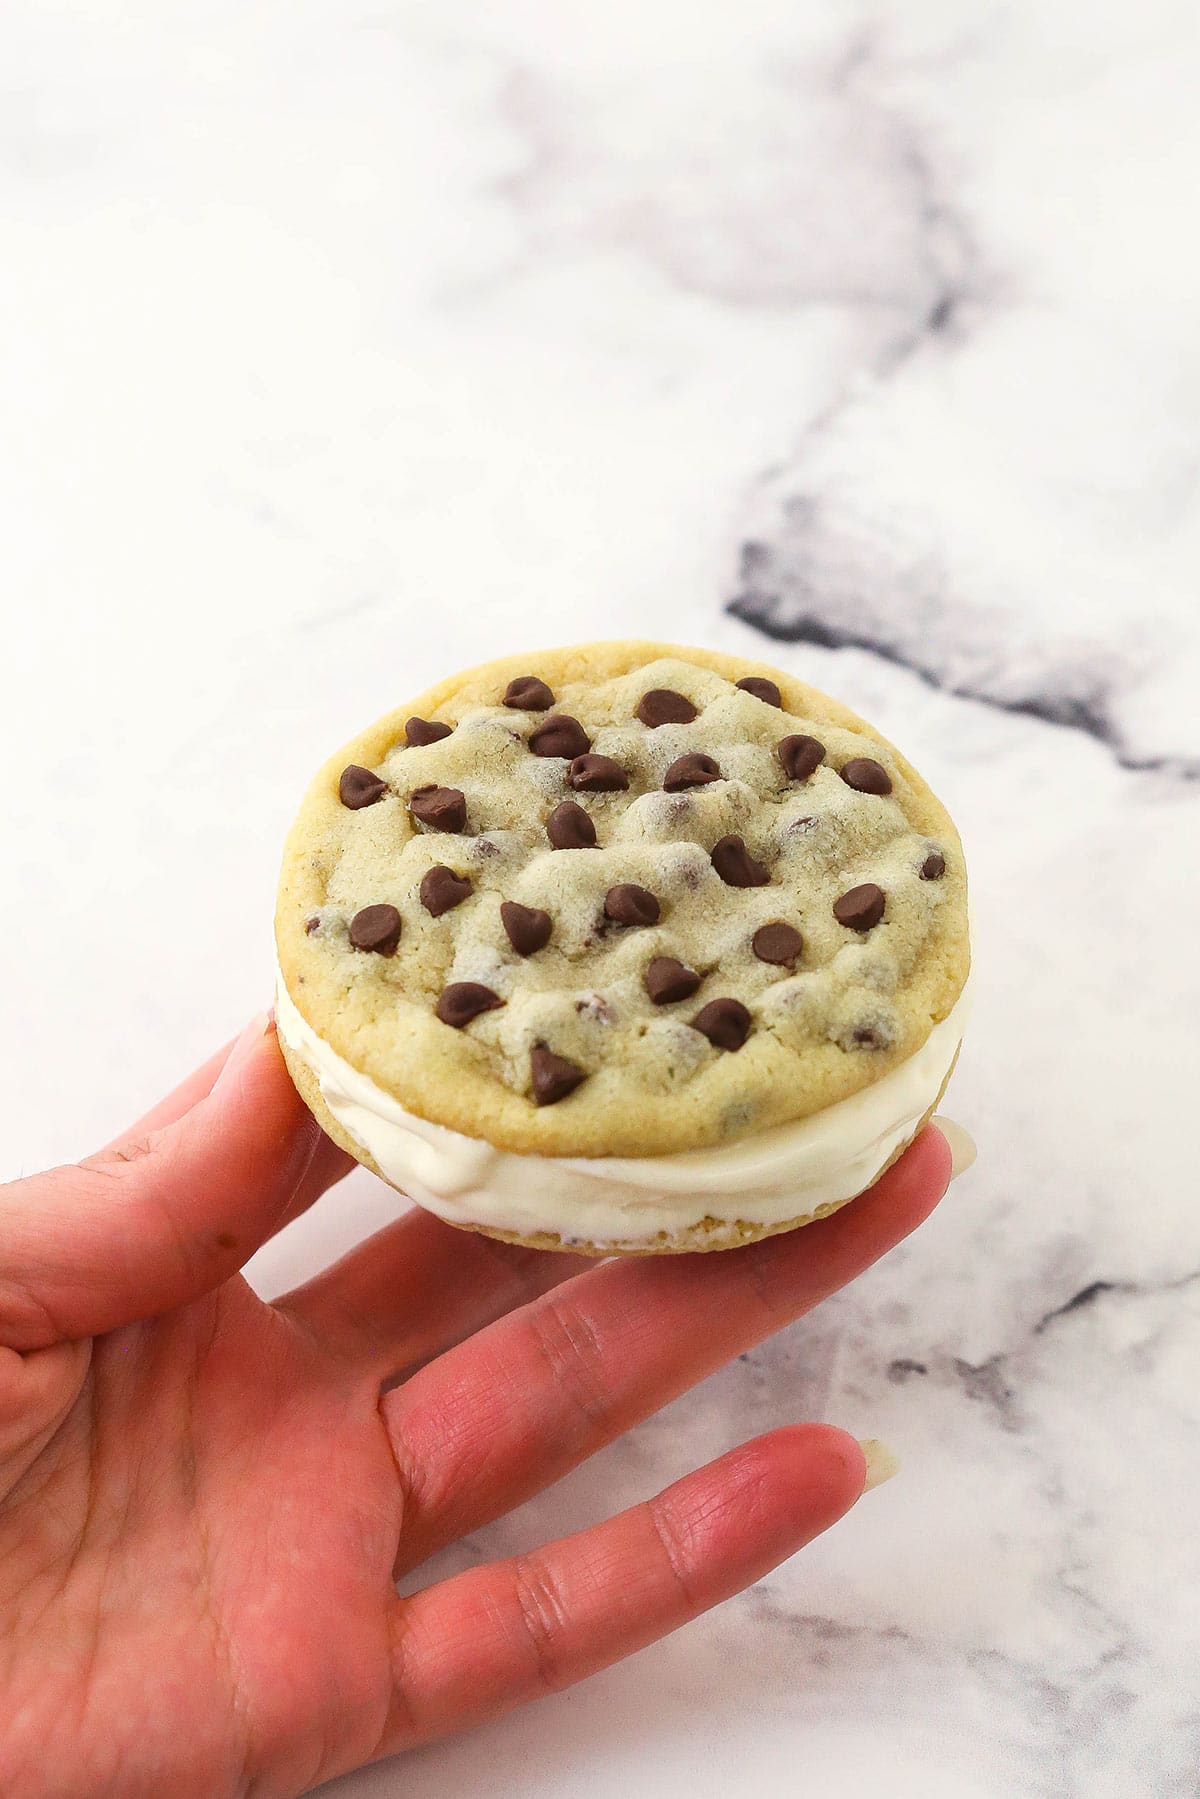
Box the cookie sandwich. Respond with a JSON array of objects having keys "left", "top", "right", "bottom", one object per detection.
[{"left": 275, "top": 642, "right": 970, "bottom": 1254}]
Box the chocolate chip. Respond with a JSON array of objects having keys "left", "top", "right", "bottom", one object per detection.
[
  {"left": 349, "top": 903, "right": 402, "bottom": 955},
  {"left": 546, "top": 801, "right": 597, "bottom": 849},
  {"left": 736, "top": 676, "right": 782, "bottom": 707},
  {"left": 409, "top": 785, "right": 467, "bottom": 833},
  {"left": 529, "top": 714, "right": 591, "bottom": 759},
  {"left": 663, "top": 752, "right": 721, "bottom": 791},
  {"left": 752, "top": 921, "right": 804, "bottom": 965},
  {"left": 503, "top": 675, "right": 555, "bottom": 711},
  {"left": 777, "top": 735, "right": 825, "bottom": 782},
  {"left": 921, "top": 848, "right": 946, "bottom": 880},
  {"left": 840, "top": 757, "right": 892, "bottom": 796},
  {"left": 419, "top": 865, "right": 472, "bottom": 917},
  {"left": 603, "top": 883, "right": 660, "bottom": 927},
  {"left": 710, "top": 834, "right": 770, "bottom": 887},
  {"left": 691, "top": 998, "right": 752, "bottom": 1051},
  {"left": 637, "top": 688, "right": 698, "bottom": 727},
  {"left": 501, "top": 899, "right": 552, "bottom": 955},
  {"left": 405, "top": 717, "right": 453, "bottom": 747},
  {"left": 304, "top": 915, "right": 320, "bottom": 934},
  {"left": 833, "top": 883, "right": 886, "bottom": 931},
  {"left": 853, "top": 1027, "right": 883, "bottom": 1048},
  {"left": 644, "top": 956, "right": 700, "bottom": 1005},
  {"left": 436, "top": 982, "right": 504, "bottom": 1028},
  {"left": 530, "top": 1043, "right": 586, "bottom": 1105},
  {"left": 568, "top": 753, "right": 629, "bottom": 793},
  {"left": 338, "top": 764, "right": 388, "bottom": 809}
]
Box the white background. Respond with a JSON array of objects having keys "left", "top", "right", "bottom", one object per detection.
[{"left": 3, "top": 3, "right": 1198, "bottom": 1795}]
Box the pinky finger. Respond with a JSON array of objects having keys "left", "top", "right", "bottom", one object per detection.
[{"left": 384, "top": 1424, "right": 866, "bottom": 1752}]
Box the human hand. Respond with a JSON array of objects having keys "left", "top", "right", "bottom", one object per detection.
[{"left": 0, "top": 1013, "right": 950, "bottom": 1798}]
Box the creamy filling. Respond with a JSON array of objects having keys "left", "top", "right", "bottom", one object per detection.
[{"left": 275, "top": 967, "right": 970, "bottom": 1246}]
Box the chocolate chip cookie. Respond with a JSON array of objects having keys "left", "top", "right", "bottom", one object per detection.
[{"left": 275, "top": 641, "right": 970, "bottom": 1250}]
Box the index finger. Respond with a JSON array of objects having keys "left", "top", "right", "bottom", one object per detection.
[{"left": 0, "top": 1016, "right": 340, "bottom": 1350}]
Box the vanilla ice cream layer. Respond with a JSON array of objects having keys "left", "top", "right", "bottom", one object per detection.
[{"left": 275, "top": 968, "right": 970, "bottom": 1247}]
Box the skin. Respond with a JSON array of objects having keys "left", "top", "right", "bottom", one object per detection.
[{"left": 0, "top": 1014, "right": 950, "bottom": 1798}]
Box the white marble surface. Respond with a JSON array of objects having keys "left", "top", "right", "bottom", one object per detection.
[{"left": 3, "top": 2, "right": 1198, "bottom": 1794}]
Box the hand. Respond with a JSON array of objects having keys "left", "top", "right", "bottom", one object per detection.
[{"left": 0, "top": 1012, "right": 950, "bottom": 1799}]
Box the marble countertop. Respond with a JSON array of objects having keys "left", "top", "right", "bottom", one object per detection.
[{"left": 4, "top": 2, "right": 1197, "bottom": 1794}]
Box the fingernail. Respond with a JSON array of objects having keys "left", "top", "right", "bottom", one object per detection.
[
  {"left": 212, "top": 1011, "right": 274, "bottom": 1098},
  {"left": 934, "top": 1116, "right": 977, "bottom": 1180},
  {"left": 858, "top": 1438, "right": 900, "bottom": 1492}
]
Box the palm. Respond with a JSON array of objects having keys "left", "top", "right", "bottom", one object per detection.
[
  {"left": 1, "top": 1283, "right": 402, "bottom": 1796},
  {"left": 0, "top": 1017, "right": 949, "bottom": 1798}
]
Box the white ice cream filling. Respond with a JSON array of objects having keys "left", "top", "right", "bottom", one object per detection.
[{"left": 275, "top": 967, "right": 969, "bottom": 1247}]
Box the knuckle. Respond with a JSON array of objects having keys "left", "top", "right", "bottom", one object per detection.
[
  {"left": 525, "top": 1296, "right": 611, "bottom": 1435},
  {"left": 645, "top": 1493, "right": 703, "bottom": 1614},
  {"left": 380, "top": 1407, "right": 428, "bottom": 1531},
  {"left": 730, "top": 1233, "right": 796, "bottom": 1331},
  {"left": 83, "top": 1136, "right": 155, "bottom": 1169},
  {"left": 0, "top": 1279, "right": 61, "bottom": 1352},
  {"left": 509, "top": 1555, "right": 570, "bottom": 1695}
]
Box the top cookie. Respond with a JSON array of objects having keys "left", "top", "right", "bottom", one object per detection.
[{"left": 276, "top": 641, "right": 969, "bottom": 1157}]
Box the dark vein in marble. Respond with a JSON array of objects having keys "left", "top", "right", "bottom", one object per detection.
[
  {"left": 724, "top": 37, "right": 1199, "bottom": 784},
  {"left": 887, "top": 1355, "right": 928, "bottom": 1381},
  {"left": 953, "top": 1353, "right": 1022, "bottom": 1431},
  {"left": 815, "top": 32, "right": 977, "bottom": 385},
  {"left": 727, "top": 593, "right": 1200, "bottom": 780},
  {"left": 748, "top": 1588, "right": 909, "bottom": 1651},
  {"left": 887, "top": 1268, "right": 1199, "bottom": 1419},
  {"left": 1034, "top": 1279, "right": 1121, "bottom": 1329},
  {"left": 1035, "top": 1269, "right": 1200, "bottom": 1335}
]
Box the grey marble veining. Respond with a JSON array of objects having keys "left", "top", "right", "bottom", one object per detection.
[{"left": 2, "top": 2, "right": 1198, "bottom": 1795}]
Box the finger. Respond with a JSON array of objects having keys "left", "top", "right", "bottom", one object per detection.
[
  {"left": 101, "top": 1038, "right": 237, "bottom": 1151},
  {"left": 0, "top": 1015, "right": 340, "bottom": 1351},
  {"left": 385, "top": 1126, "right": 949, "bottom": 1568},
  {"left": 278, "top": 1206, "right": 590, "bottom": 1371},
  {"left": 384, "top": 1423, "right": 865, "bottom": 1751},
  {"left": 102, "top": 1033, "right": 353, "bottom": 1244},
  {"left": 272, "top": 1132, "right": 356, "bottom": 1237}
]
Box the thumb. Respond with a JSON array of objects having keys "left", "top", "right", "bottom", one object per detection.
[{"left": 0, "top": 1014, "right": 325, "bottom": 1351}]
